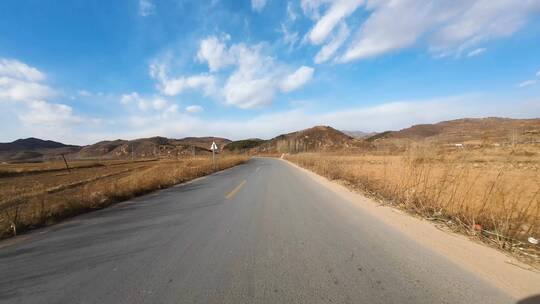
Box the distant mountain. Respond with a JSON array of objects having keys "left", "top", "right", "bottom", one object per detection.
[
  {"left": 77, "top": 136, "right": 232, "bottom": 159},
  {"left": 0, "top": 138, "right": 80, "bottom": 162},
  {"left": 367, "top": 117, "right": 540, "bottom": 145},
  {"left": 0, "top": 137, "right": 76, "bottom": 151},
  {"left": 172, "top": 137, "right": 231, "bottom": 151},
  {"left": 3, "top": 117, "right": 539, "bottom": 163},
  {"left": 224, "top": 139, "right": 265, "bottom": 152},
  {"left": 342, "top": 130, "right": 378, "bottom": 139},
  {"left": 256, "top": 126, "right": 366, "bottom": 153}
]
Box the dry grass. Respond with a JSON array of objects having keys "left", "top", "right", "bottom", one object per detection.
[
  {"left": 0, "top": 155, "right": 248, "bottom": 238},
  {"left": 286, "top": 145, "right": 540, "bottom": 260}
]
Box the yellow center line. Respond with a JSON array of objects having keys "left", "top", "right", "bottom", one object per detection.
[{"left": 226, "top": 180, "right": 247, "bottom": 199}]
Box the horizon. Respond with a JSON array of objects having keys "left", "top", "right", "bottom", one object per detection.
[
  {"left": 1, "top": 1, "right": 540, "bottom": 145},
  {"left": 2, "top": 116, "right": 538, "bottom": 146}
]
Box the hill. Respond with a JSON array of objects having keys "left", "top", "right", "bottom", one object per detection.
[
  {"left": 77, "top": 136, "right": 231, "bottom": 160},
  {"left": 256, "top": 126, "right": 365, "bottom": 153},
  {"left": 0, "top": 138, "right": 76, "bottom": 151},
  {"left": 342, "top": 130, "right": 378, "bottom": 139},
  {"left": 224, "top": 139, "right": 265, "bottom": 152},
  {"left": 172, "top": 137, "right": 231, "bottom": 151},
  {"left": 370, "top": 117, "right": 540, "bottom": 146},
  {"left": 0, "top": 138, "right": 80, "bottom": 163}
]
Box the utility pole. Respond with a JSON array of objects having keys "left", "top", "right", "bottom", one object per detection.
[{"left": 61, "top": 154, "right": 71, "bottom": 173}]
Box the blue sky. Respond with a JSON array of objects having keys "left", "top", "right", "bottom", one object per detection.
[{"left": 1, "top": 0, "right": 539, "bottom": 144}]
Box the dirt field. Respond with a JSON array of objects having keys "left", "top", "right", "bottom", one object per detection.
[
  {"left": 0, "top": 156, "right": 248, "bottom": 238},
  {"left": 286, "top": 145, "right": 540, "bottom": 261}
]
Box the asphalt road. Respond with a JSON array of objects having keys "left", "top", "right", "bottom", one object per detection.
[{"left": 0, "top": 158, "right": 516, "bottom": 303}]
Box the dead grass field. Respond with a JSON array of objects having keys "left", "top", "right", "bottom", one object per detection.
[
  {"left": 286, "top": 145, "right": 540, "bottom": 260},
  {"left": 0, "top": 155, "right": 248, "bottom": 238}
]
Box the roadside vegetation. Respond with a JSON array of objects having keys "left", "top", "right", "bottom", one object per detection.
[
  {"left": 0, "top": 155, "right": 248, "bottom": 238},
  {"left": 286, "top": 145, "right": 540, "bottom": 263}
]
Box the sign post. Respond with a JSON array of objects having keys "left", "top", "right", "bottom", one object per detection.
[{"left": 210, "top": 141, "right": 218, "bottom": 171}]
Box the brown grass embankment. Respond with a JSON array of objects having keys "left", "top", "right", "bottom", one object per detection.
[
  {"left": 286, "top": 147, "right": 539, "bottom": 260},
  {"left": 0, "top": 155, "right": 248, "bottom": 238}
]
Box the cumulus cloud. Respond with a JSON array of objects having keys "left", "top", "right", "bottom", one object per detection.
[
  {"left": 19, "top": 100, "right": 83, "bottom": 126},
  {"left": 0, "top": 57, "right": 90, "bottom": 134},
  {"left": 251, "top": 0, "right": 267, "bottom": 12},
  {"left": 185, "top": 105, "right": 204, "bottom": 113},
  {"left": 467, "top": 48, "right": 486, "bottom": 58},
  {"left": 196, "top": 36, "right": 234, "bottom": 72},
  {"left": 0, "top": 58, "right": 98, "bottom": 143},
  {"left": 0, "top": 77, "right": 56, "bottom": 102},
  {"left": 120, "top": 91, "right": 177, "bottom": 113},
  {"left": 194, "top": 36, "right": 315, "bottom": 108},
  {"left": 280, "top": 66, "right": 314, "bottom": 92},
  {"left": 0, "top": 58, "right": 45, "bottom": 81},
  {"left": 139, "top": 0, "right": 155, "bottom": 16},
  {"left": 150, "top": 63, "right": 217, "bottom": 96}
]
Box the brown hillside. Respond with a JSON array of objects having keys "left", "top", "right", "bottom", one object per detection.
[
  {"left": 77, "top": 136, "right": 227, "bottom": 160},
  {"left": 0, "top": 138, "right": 81, "bottom": 163},
  {"left": 257, "top": 126, "right": 365, "bottom": 153},
  {"left": 375, "top": 117, "right": 540, "bottom": 145},
  {"left": 172, "top": 137, "right": 231, "bottom": 151}
]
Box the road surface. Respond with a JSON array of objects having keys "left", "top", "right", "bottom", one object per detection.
[{"left": 0, "top": 158, "right": 517, "bottom": 303}]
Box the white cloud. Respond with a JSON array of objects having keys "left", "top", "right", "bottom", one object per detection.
[
  {"left": 150, "top": 63, "right": 217, "bottom": 96},
  {"left": 0, "top": 58, "right": 45, "bottom": 82},
  {"left": 467, "top": 48, "right": 486, "bottom": 58},
  {"left": 120, "top": 91, "right": 175, "bottom": 112},
  {"left": 0, "top": 57, "right": 94, "bottom": 137},
  {"left": 120, "top": 92, "right": 139, "bottom": 104},
  {"left": 19, "top": 100, "right": 83, "bottom": 126},
  {"left": 307, "top": 0, "right": 362, "bottom": 44},
  {"left": 196, "top": 36, "right": 234, "bottom": 72},
  {"left": 536, "top": 70, "right": 540, "bottom": 77},
  {"left": 517, "top": 80, "right": 536, "bottom": 88},
  {"left": 301, "top": 0, "right": 332, "bottom": 20},
  {"left": 185, "top": 105, "right": 204, "bottom": 113},
  {"left": 281, "top": 23, "right": 299, "bottom": 49},
  {"left": 287, "top": 2, "right": 297, "bottom": 21},
  {"left": 430, "top": 0, "right": 540, "bottom": 53},
  {"left": 152, "top": 98, "right": 168, "bottom": 110},
  {"left": 251, "top": 0, "right": 267, "bottom": 12},
  {"left": 77, "top": 90, "right": 91, "bottom": 96},
  {"left": 0, "top": 77, "right": 56, "bottom": 102},
  {"left": 195, "top": 36, "right": 315, "bottom": 108},
  {"left": 315, "top": 22, "right": 349, "bottom": 63},
  {"left": 338, "top": 0, "right": 540, "bottom": 62},
  {"left": 222, "top": 43, "right": 313, "bottom": 108},
  {"left": 280, "top": 66, "right": 314, "bottom": 92},
  {"left": 139, "top": 0, "right": 155, "bottom": 16},
  {"left": 160, "top": 74, "right": 216, "bottom": 96},
  {"left": 0, "top": 58, "right": 55, "bottom": 103}
]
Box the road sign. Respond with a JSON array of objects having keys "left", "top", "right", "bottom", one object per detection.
[{"left": 210, "top": 141, "right": 218, "bottom": 171}]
